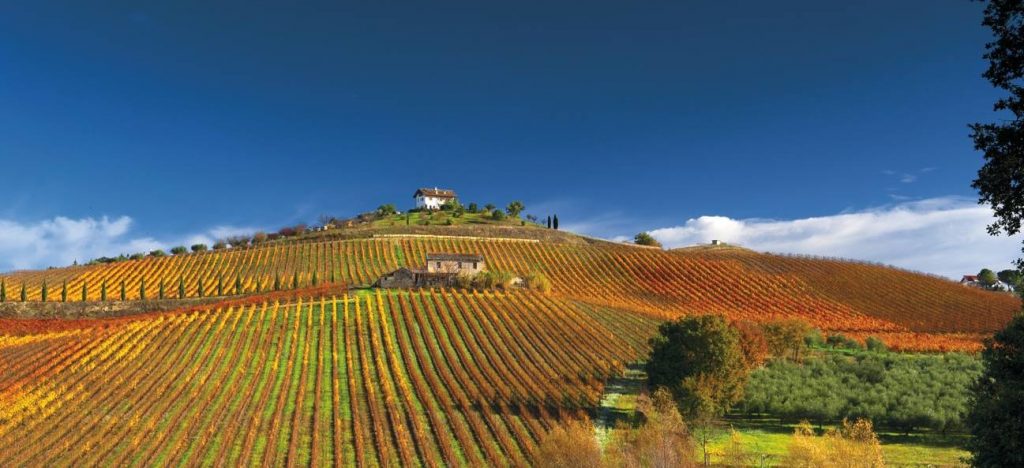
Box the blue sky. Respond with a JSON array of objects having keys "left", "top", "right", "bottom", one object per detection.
[{"left": 0, "top": 1, "right": 1020, "bottom": 276}]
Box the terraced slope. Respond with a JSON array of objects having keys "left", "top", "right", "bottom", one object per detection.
[
  {"left": 1, "top": 234, "right": 1017, "bottom": 350},
  {"left": 0, "top": 290, "right": 650, "bottom": 466}
]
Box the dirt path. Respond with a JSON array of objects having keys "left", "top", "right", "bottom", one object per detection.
[{"left": 594, "top": 364, "right": 646, "bottom": 448}]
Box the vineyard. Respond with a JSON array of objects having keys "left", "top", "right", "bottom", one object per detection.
[
  {"left": 0, "top": 289, "right": 650, "bottom": 466},
  {"left": 0, "top": 234, "right": 1017, "bottom": 350}
]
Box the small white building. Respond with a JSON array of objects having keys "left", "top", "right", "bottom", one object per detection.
[{"left": 414, "top": 187, "right": 457, "bottom": 210}]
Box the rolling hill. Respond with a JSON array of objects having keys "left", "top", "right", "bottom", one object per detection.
[{"left": 0, "top": 225, "right": 1019, "bottom": 465}]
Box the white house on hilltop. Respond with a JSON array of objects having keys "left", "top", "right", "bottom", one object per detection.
[{"left": 414, "top": 187, "right": 457, "bottom": 210}]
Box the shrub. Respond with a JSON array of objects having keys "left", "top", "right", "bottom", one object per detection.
[
  {"left": 212, "top": 240, "right": 227, "bottom": 250},
  {"left": 864, "top": 336, "right": 888, "bottom": 353},
  {"left": 149, "top": 249, "right": 166, "bottom": 257},
  {"left": 252, "top": 231, "right": 268, "bottom": 244},
  {"left": 523, "top": 271, "right": 552, "bottom": 294},
  {"left": 170, "top": 246, "right": 188, "bottom": 255},
  {"left": 491, "top": 209, "right": 506, "bottom": 221},
  {"left": 129, "top": 253, "right": 145, "bottom": 260},
  {"left": 826, "top": 333, "right": 862, "bottom": 350},
  {"left": 226, "top": 235, "right": 250, "bottom": 248},
  {"left": 467, "top": 202, "right": 479, "bottom": 213},
  {"left": 376, "top": 204, "right": 398, "bottom": 216},
  {"left": 190, "top": 243, "right": 208, "bottom": 253},
  {"left": 535, "top": 418, "right": 602, "bottom": 468}
]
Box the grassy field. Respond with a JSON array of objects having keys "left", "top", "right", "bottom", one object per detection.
[{"left": 703, "top": 419, "right": 970, "bottom": 467}]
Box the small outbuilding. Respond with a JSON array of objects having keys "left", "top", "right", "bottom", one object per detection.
[
  {"left": 375, "top": 252, "right": 486, "bottom": 289},
  {"left": 425, "top": 253, "right": 485, "bottom": 275}
]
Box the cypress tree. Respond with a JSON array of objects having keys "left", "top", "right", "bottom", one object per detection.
[
  {"left": 198, "top": 277, "right": 205, "bottom": 297},
  {"left": 21, "top": 284, "right": 27, "bottom": 302},
  {"left": 120, "top": 281, "right": 126, "bottom": 301},
  {"left": 139, "top": 278, "right": 146, "bottom": 300},
  {"left": 81, "top": 282, "right": 87, "bottom": 302},
  {"left": 217, "top": 276, "right": 224, "bottom": 296},
  {"left": 235, "top": 275, "right": 242, "bottom": 295},
  {"left": 312, "top": 271, "right": 319, "bottom": 286},
  {"left": 292, "top": 272, "right": 299, "bottom": 290},
  {"left": 274, "top": 274, "right": 281, "bottom": 291},
  {"left": 61, "top": 281, "right": 68, "bottom": 303},
  {"left": 256, "top": 278, "right": 263, "bottom": 293},
  {"left": 0, "top": 280, "right": 6, "bottom": 302},
  {"left": 101, "top": 281, "right": 107, "bottom": 301},
  {"left": 41, "top": 281, "right": 48, "bottom": 302},
  {"left": 179, "top": 277, "right": 186, "bottom": 298},
  {"left": 331, "top": 270, "right": 337, "bottom": 284},
  {"left": 547, "top": 215, "right": 551, "bottom": 229},
  {"left": 159, "top": 279, "right": 165, "bottom": 299},
  {"left": 553, "top": 214, "right": 559, "bottom": 230}
]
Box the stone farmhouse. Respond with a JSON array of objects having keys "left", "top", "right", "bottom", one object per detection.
[
  {"left": 414, "top": 187, "right": 457, "bottom": 210},
  {"left": 375, "top": 253, "right": 485, "bottom": 289}
]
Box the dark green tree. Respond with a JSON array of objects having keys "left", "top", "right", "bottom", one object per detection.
[
  {"left": 491, "top": 209, "right": 506, "bottom": 221},
  {"left": 312, "top": 271, "right": 319, "bottom": 286},
  {"left": 120, "top": 281, "right": 126, "bottom": 301},
  {"left": 61, "top": 281, "right": 67, "bottom": 302},
  {"left": 292, "top": 272, "right": 300, "bottom": 289},
  {"left": 41, "top": 281, "right": 48, "bottom": 302},
  {"left": 235, "top": 275, "right": 243, "bottom": 294},
  {"left": 178, "top": 277, "right": 186, "bottom": 298},
  {"left": 979, "top": 268, "right": 999, "bottom": 287},
  {"left": 274, "top": 273, "right": 282, "bottom": 291},
  {"left": 998, "top": 269, "right": 1021, "bottom": 287},
  {"left": 21, "top": 284, "right": 27, "bottom": 302},
  {"left": 634, "top": 232, "right": 662, "bottom": 247},
  {"left": 967, "top": 314, "right": 1024, "bottom": 467},
  {"left": 217, "top": 276, "right": 224, "bottom": 296},
  {"left": 198, "top": 277, "right": 205, "bottom": 297},
  {"left": 1, "top": 280, "right": 6, "bottom": 302},
  {"left": 972, "top": 1, "right": 1024, "bottom": 269},
  {"left": 139, "top": 279, "right": 146, "bottom": 300},
  {"left": 255, "top": 278, "right": 263, "bottom": 293},
  {"left": 170, "top": 246, "right": 188, "bottom": 255},
  {"left": 101, "top": 281, "right": 107, "bottom": 301},
  {"left": 547, "top": 215, "right": 552, "bottom": 229},
  {"left": 330, "top": 270, "right": 337, "bottom": 284},
  {"left": 158, "top": 279, "right": 165, "bottom": 299},
  {"left": 646, "top": 315, "right": 749, "bottom": 418},
  {"left": 81, "top": 282, "right": 87, "bottom": 302},
  {"left": 553, "top": 215, "right": 559, "bottom": 230}
]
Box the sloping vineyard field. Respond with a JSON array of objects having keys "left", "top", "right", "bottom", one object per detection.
[
  {"left": 1, "top": 236, "right": 1017, "bottom": 349},
  {"left": 0, "top": 289, "right": 647, "bottom": 466}
]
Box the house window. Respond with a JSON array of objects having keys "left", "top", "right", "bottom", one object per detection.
[
  {"left": 436, "top": 262, "right": 441, "bottom": 269},
  {"left": 473, "top": 262, "right": 478, "bottom": 269}
]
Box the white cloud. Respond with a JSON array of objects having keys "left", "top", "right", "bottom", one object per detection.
[
  {"left": 0, "top": 216, "right": 260, "bottom": 272},
  {"left": 631, "top": 197, "right": 1021, "bottom": 278}
]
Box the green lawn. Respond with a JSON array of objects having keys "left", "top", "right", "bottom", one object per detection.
[{"left": 702, "top": 418, "right": 970, "bottom": 467}]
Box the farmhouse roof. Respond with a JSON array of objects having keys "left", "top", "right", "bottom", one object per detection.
[
  {"left": 961, "top": 275, "right": 978, "bottom": 282},
  {"left": 426, "top": 252, "right": 484, "bottom": 262},
  {"left": 413, "top": 187, "right": 457, "bottom": 199}
]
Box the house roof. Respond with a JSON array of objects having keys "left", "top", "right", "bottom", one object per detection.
[
  {"left": 413, "top": 187, "right": 457, "bottom": 199},
  {"left": 961, "top": 275, "right": 979, "bottom": 282},
  {"left": 426, "top": 252, "right": 484, "bottom": 262}
]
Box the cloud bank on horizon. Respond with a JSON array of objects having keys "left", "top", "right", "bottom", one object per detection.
[
  {"left": 611, "top": 196, "right": 1020, "bottom": 279},
  {"left": 0, "top": 216, "right": 257, "bottom": 272},
  {"left": 0, "top": 196, "right": 1018, "bottom": 279}
]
